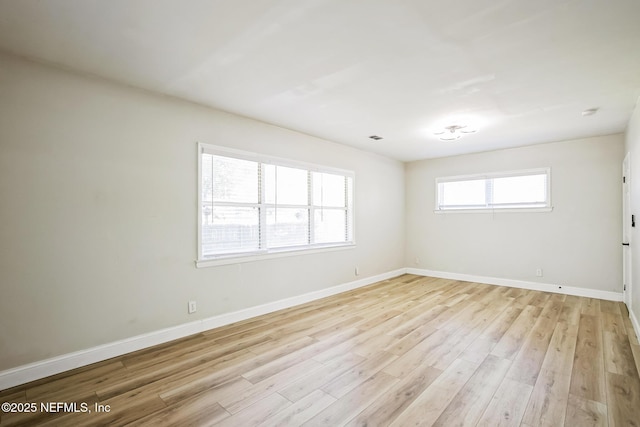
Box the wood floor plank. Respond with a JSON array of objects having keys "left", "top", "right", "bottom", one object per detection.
[
  {"left": 202, "top": 318, "right": 269, "bottom": 340},
  {"left": 581, "top": 297, "right": 601, "bottom": 315},
  {"left": 279, "top": 352, "right": 365, "bottom": 402},
  {"left": 382, "top": 327, "right": 453, "bottom": 378},
  {"left": 479, "top": 305, "right": 524, "bottom": 343},
  {"left": 94, "top": 346, "right": 255, "bottom": 400},
  {"left": 214, "top": 392, "right": 292, "bottom": 427},
  {"left": 570, "top": 314, "right": 606, "bottom": 403},
  {"left": 460, "top": 305, "right": 525, "bottom": 364},
  {"left": 388, "top": 358, "right": 478, "bottom": 427},
  {"left": 25, "top": 361, "right": 127, "bottom": 400},
  {"left": 600, "top": 300, "right": 622, "bottom": 315},
  {"left": 257, "top": 390, "right": 336, "bottom": 427},
  {"left": 354, "top": 309, "right": 403, "bottom": 331},
  {"left": 344, "top": 364, "right": 442, "bottom": 427},
  {"left": 564, "top": 394, "right": 608, "bottom": 427},
  {"left": 623, "top": 315, "right": 639, "bottom": 345},
  {"left": 540, "top": 320, "right": 579, "bottom": 373},
  {"left": 602, "top": 311, "right": 628, "bottom": 336},
  {"left": 437, "top": 300, "right": 488, "bottom": 332},
  {"left": 385, "top": 305, "right": 448, "bottom": 339},
  {"left": 221, "top": 359, "right": 322, "bottom": 414},
  {"left": 521, "top": 320, "right": 579, "bottom": 427},
  {"left": 559, "top": 295, "right": 582, "bottom": 325},
  {"left": 243, "top": 328, "right": 361, "bottom": 384},
  {"left": 95, "top": 347, "right": 257, "bottom": 402},
  {"left": 309, "top": 316, "right": 364, "bottom": 340},
  {"left": 521, "top": 368, "right": 572, "bottom": 426},
  {"left": 350, "top": 333, "right": 398, "bottom": 359},
  {"left": 5, "top": 275, "right": 640, "bottom": 427},
  {"left": 516, "top": 290, "right": 550, "bottom": 308},
  {"left": 134, "top": 398, "right": 230, "bottom": 426},
  {"left": 604, "top": 330, "right": 639, "bottom": 378},
  {"left": 384, "top": 323, "right": 437, "bottom": 356},
  {"left": 476, "top": 378, "right": 533, "bottom": 427},
  {"left": 432, "top": 354, "right": 511, "bottom": 426},
  {"left": 632, "top": 343, "right": 640, "bottom": 383},
  {"left": 428, "top": 307, "right": 502, "bottom": 371},
  {"left": 605, "top": 371, "right": 640, "bottom": 427},
  {"left": 116, "top": 334, "right": 207, "bottom": 366},
  {"left": 321, "top": 351, "right": 397, "bottom": 399},
  {"left": 506, "top": 297, "right": 564, "bottom": 385},
  {"left": 491, "top": 305, "right": 543, "bottom": 360},
  {"left": 159, "top": 376, "right": 253, "bottom": 407},
  {"left": 310, "top": 327, "right": 384, "bottom": 364},
  {"left": 302, "top": 371, "right": 398, "bottom": 426}
]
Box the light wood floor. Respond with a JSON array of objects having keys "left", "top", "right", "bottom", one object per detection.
[{"left": 1, "top": 275, "right": 640, "bottom": 426}]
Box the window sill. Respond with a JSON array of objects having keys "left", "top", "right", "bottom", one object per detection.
[
  {"left": 196, "top": 243, "right": 356, "bottom": 268},
  {"left": 434, "top": 207, "right": 553, "bottom": 214}
]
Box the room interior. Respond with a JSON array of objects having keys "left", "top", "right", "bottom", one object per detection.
[{"left": 1, "top": 0, "right": 640, "bottom": 425}]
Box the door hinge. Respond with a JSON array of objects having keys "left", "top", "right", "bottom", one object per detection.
[
  {"left": 623, "top": 176, "right": 626, "bottom": 183},
  {"left": 624, "top": 284, "right": 626, "bottom": 291}
]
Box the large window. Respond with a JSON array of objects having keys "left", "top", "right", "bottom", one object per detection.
[
  {"left": 435, "top": 168, "right": 551, "bottom": 212},
  {"left": 198, "top": 144, "right": 354, "bottom": 265}
]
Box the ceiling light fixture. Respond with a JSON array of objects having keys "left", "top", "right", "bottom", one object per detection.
[
  {"left": 368, "top": 135, "right": 383, "bottom": 140},
  {"left": 581, "top": 108, "right": 599, "bottom": 116},
  {"left": 434, "top": 125, "right": 477, "bottom": 141}
]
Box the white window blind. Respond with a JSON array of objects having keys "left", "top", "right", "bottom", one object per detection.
[
  {"left": 199, "top": 144, "right": 354, "bottom": 262},
  {"left": 436, "top": 168, "right": 551, "bottom": 212}
]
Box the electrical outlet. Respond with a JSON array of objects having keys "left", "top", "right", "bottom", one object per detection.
[
  {"left": 536, "top": 268, "right": 543, "bottom": 277},
  {"left": 355, "top": 266, "right": 360, "bottom": 276},
  {"left": 415, "top": 257, "right": 420, "bottom": 265},
  {"left": 188, "top": 300, "right": 197, "bottom": 314}
]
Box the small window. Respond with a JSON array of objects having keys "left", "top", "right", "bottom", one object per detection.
[
  {"left": 198, "top": 144, "right": 354, "bottom": 265},
  {"left": 435, "top": 168, "right": 551, "bottom": 212}
]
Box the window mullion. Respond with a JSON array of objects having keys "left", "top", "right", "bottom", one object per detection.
[
  {"left": 309, "top": 171, "right": 314, "bottom": 245},
  {"left": 435, "top": 168, "right": 550, "bottom": 212},
  {"left": 259, "top": 163, "right": 267, "bottom": 251},
  {"left": 344, "top": 176, "right": 348, "bottom": 241},
  {"left": 485, "top": 178, "right": 493, "bottom": 208}
]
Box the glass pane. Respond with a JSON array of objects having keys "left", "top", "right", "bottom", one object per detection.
[
  {"left": 211, "top": 155, "right": 258, "bottom": 203},
  {"left": 314, "top": 209, "right": 347, "bottom": 243},
  {"left": 264, "top": 165, "right": 308, "bottom": 205},
  {"left": 313, "top": 172, "right": 346, "bottom": 207},
  {"left": 492, "top": 174, "right": 547, "bottom": 205},
  {"left": 439, "top": 179, "right": 486, "bottom": 208},
  {"left": 266, "top": 208, "right": 309, "bottom": 248},
  {"left": 201, "top": 206, "right": 260, "bottom": 256},
  {"left": 201, "top": 153, "right": 213, "bottom": 202}
]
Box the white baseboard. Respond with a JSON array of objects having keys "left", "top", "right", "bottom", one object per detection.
[
  {"left": 406, "top": 268, "right": 624, "bottom": 302},
  {"left": 0, "top": 268, "right": 406, "bottom": 391},
  {"left": 0, "top": 267, "right": 626, "bottom": 390}
]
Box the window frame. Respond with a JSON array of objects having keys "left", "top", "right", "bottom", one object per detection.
[
  {"left": 197, "top": 143, "right": 355, "bottom": 267},
  {"left": 434, "top": 167, "right": 552, "bottom": 213}
]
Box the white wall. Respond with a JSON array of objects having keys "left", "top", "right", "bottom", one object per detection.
[
  {"left": 625, "top": 101, "right": 640, "bottom": 330},
  {"left": 406, "top": 135, "right": 624, "bottom": 293},
  {"left": 0, "top": 49, "right": 631, "bottom": 379},
  {"left": 0, "top": 53, "right": 405, "bottom": 372}
]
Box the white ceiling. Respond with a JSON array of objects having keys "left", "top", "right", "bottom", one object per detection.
[{"left": 0, "top": 0, "right": 639, "bottom": 161}]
